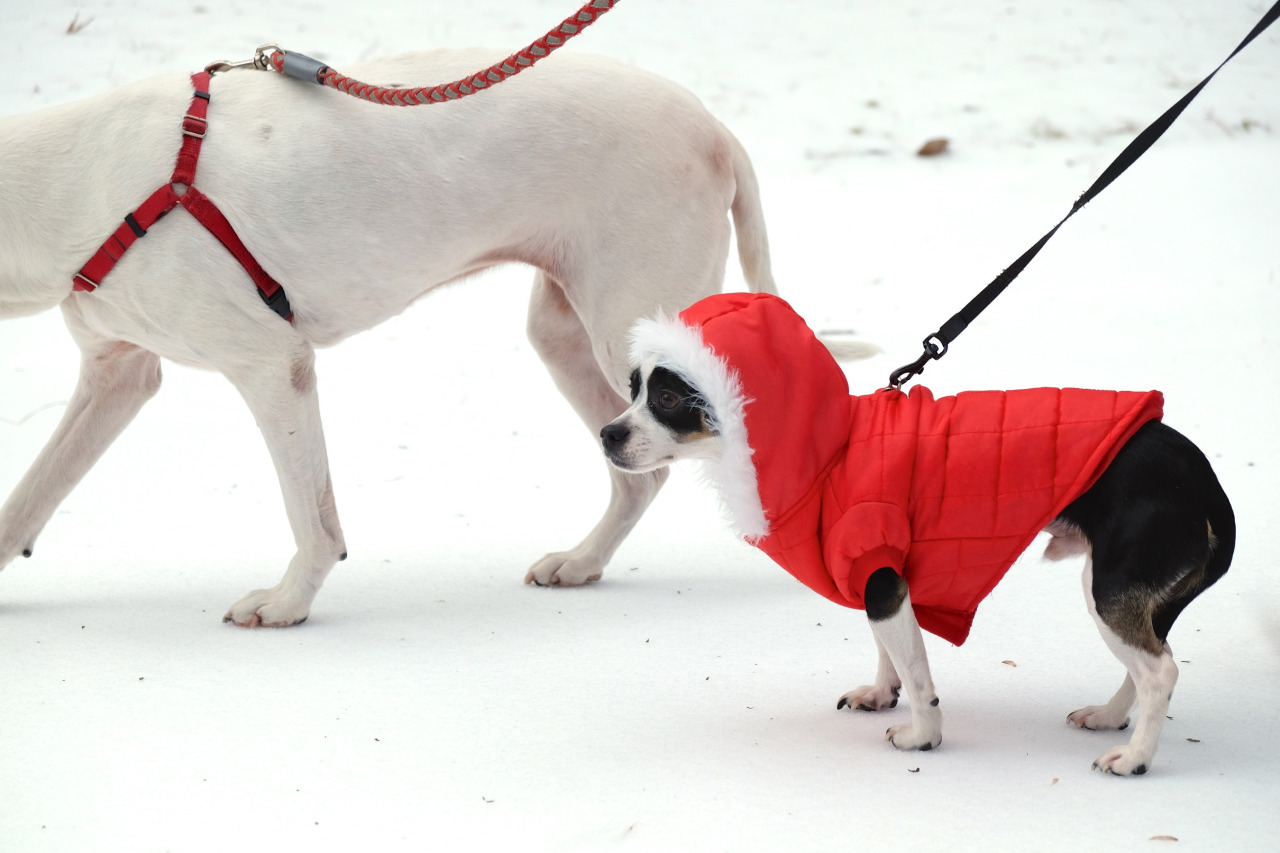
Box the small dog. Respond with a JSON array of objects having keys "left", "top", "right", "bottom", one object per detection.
[
  {"left": 602, "top": 292, "right": 1233, "bottom": 775},
  {"left": 0, "top": 50, "right": 778, "bottom": 625}
]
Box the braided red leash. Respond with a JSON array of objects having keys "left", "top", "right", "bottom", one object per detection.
[{"left": 264, "top": 0, "right": 619, "bottom": 105}]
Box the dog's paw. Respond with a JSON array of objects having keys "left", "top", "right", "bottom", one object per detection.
[
  {"left": 837, "top": 683, "right": 901, "bottom": 712},
  {"left": 885, "top": 722, "right": 942, "bottom": 752},
  {"left": 0, "top": 540, "right": 34, "bottom": 570},
  {"left": 224, "top": 586, "right": 311, "bottom": 628},
  {"left": 524, "top": 550, "right": 604, "bottom": 587},
  {"left": 1068, "top": 705, "right": 1131, "bottom": 732},
  {"left": 1091, "top": 744, "right": 1151, "bottom": 777}
]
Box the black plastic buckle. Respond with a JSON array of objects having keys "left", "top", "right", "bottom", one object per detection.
[{"left": 260, "top": 285, "right": 293, "bottom": 321}]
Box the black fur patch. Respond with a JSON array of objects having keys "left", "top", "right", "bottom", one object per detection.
[
  {"left": 864, "top": 567, "right": 908, "bottom": 622},
  {"left": 1056, "top": 420, "right": 1234, "bottom": 653},
  {"left": 645, "top": 366, "right": 709, "bottom": 436}
]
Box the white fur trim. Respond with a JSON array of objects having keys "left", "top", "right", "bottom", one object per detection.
[{"left": 629, "top": 312, "right": 769, "bottom": 541}]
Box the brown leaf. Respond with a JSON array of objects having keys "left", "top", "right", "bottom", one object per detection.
[
  {"left": 1186, "top": 738, "right": 1201, "bottom": 743},
  {"left": 66, "top": 13, "right": 94, "bottom": 34},
  {"left": 1149, "top": 836, "right": 1178, "bottom": 842},
  {"left": 1002, "top": 660, "right": 1017, "bottom": 668},
  {"left": 917, "top": 137, "right": 950, "bottom": 157}
]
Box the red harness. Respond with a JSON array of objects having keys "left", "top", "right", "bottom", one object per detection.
[{"left": 73, "top": 72, "right": 292, "bottom": 322}]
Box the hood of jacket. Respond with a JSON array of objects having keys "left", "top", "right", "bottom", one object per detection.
[{"left": 629, "top": 292, "right": 851, "bottom": 541}]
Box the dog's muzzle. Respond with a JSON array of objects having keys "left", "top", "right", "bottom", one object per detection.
[{"left": 600, "top": 422, "right": 630, "bottom": 462}]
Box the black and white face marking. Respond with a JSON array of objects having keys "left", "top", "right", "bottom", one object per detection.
[
  {"left": 637, "top": 366, "right": 708, "bottom": 434},
  {"left": 601, "top": 358, "right": 721, "bottom": 473}
]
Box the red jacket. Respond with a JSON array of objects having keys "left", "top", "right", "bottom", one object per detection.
[{"left": 630, "top": 293, "right": 1163, "bottom": 645}]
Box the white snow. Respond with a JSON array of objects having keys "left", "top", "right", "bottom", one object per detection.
[{"left": 2, "top": 1, "right": 1278, "bottom": 850}]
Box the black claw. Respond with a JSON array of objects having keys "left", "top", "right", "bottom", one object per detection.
[
  {"left": 837, "top": 698, "right": 848, "bottom": 710},
  {"left": 888, "top": 698, "right": 898, "bottom": 709},
  {"left": 339, "top": 552, "right": 348, "bottom": 561},
  {"left": 22, "top": 548, "right": 32, "bottom": 558},
  {"left": 1118, "top": 721, "right": 1129, "bottom": 731},
  {"left": 1133, "top": 764, "right": 1147, "bottom": 776},
  {"left": 920, "top": 742, "right": 934, "bottom": 752},
  {"left": 930, "top": 697, "right": 940, "bottom": 707},
  {"left": 856, "top": 703, "right": 875, "bottom": 712}
]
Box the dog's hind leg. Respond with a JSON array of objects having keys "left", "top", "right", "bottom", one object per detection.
[
  {"left": 1067, "top": 672, "right": 1135, "bottom": 732},
  {"left": 1076, "top": 557, "right": 1178, "bottom": 776},
  {"left": 220, "top": 342, "right": 346, "bottom": 627},
  {"left": 523, "top": 272, "right": 667, "bottom": 586},
  {"left": 0, "top": 309, "right": 161, "bottom": 569},
  {"left": 1060, "top": 421, "right": 1233, "bottom": 774}
]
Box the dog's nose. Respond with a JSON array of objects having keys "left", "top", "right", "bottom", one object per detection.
[{"left": 600, "top": 422, "right": 630, "bottom": 450}]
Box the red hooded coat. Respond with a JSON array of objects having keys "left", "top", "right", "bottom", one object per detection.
[{"left": 630, "top": 293, "right": 1163, "bottom": 645}]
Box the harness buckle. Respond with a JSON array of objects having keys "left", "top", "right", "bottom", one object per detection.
[
  {"left": 181, "top": 114, "right": 208, "bottom": 139},
  {"left": 72, "top": 273, "right": 99, "bottom": 292}
]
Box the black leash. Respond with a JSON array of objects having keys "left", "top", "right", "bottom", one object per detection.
[{"left": 888, "top": 1, "right": 1280, "bottom": 389}]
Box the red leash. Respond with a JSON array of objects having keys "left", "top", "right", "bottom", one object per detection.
[{"left": 262, "top": 0, "right": 620, "bottom": 105}]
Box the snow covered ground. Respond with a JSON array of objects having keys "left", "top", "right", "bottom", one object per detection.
[{"left": 2, "top": 1, "right": 1278, "bottom": 850}]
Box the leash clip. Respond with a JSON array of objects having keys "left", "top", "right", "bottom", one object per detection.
[
  {"left": 887, "top": 334, "right": 947, "bottom": 390},
  {"left": 205, "top": 44, "right": 283, "bottom": 76}
]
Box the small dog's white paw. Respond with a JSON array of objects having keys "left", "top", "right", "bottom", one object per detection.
[
  {"left": 1092, "top": 744, "right": 1152, "bottom": 776},
  {"left": 524, "top": 550, "right": 604, "bottom": 587},
  {"left": 223, "top": 587, "right": 311, "bottom": 628},
  {"left": 1067, "top": 705, "right": 1131, "bottom": 732},
  {"left": 837, "top": 683, "right": 901, "bottom": 712},
  {"left": 885, "top": 722, "right": 942, "bottom": 752}
]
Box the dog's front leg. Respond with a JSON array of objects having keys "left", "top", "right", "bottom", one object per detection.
[
  {"left": 523, "top": 274, "right": 667, "bottom": 586},
  {"left": 859, "top": 567, "right": 942, "bottom": 751},
  {"left": 837, "top": 633, "right": 901, "bottom": 712},
  {"left": 221, "top": 345, "right": 346, "bottom": 628},
  {"left": 0, "top": 316, "right": 161, "bottom": 569}
]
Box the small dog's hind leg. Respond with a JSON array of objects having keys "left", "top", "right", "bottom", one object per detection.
[
  {"left": 1088, "top": 638, "right": 1177, "bottom": 776},
  {"left": 1078, "top": 558, "right": 1177, "bottom": 776},
  {"left": 1067, "top": 672, "right": 1134, "bottom": 732},
  {"left": 837, "top": 632, "right": 902, "bottom": 712},
  {"left": 0, "top": 310, "right": 161, "bottom": 569},
  {"left": 523, "top": 273, "right": 666, "bottom": 587},
  {"left": 221, "top": 342, "right": 346, "bottom": 628},
  {"left": 855, "top": 568, "right": 942, "bottom": 751}
]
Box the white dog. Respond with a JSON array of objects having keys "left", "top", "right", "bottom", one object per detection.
[{"left": 0, "top": 49, "right": 777, "bottom": 626}]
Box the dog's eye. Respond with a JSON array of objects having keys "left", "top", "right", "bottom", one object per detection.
[{"left": 655, "top": 390, "right": 683, "bottom": 412}]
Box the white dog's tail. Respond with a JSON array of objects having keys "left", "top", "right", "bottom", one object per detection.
[
  {"left": 820, "top": 339, "right": 882, "bottom": 362},
  {"left": 728, "top": 133, "right": 778, "bottom": 296}
]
